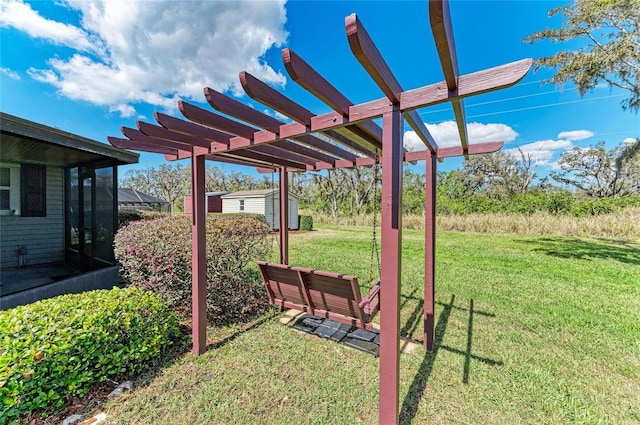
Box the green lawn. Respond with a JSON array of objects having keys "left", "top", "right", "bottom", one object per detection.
[{"left": 105, "top": 225, "right": 640, "bottom": 424}]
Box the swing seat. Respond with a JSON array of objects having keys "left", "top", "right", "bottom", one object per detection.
[{"left": 258, "top": 261, "right": 381, "bottom": 330}]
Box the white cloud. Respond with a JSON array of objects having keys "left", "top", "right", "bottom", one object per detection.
[
  {"left": 109, "top": 104, "right": 137, "bottom": 119},
  {"left": 4, "top": 0, "right": 288, "bottom": 116},
  {"left": 623, "top": 137, "right": 638, "bottom": 145},
  {"left": 505, "top": 139, "right": 573, "bottom": 165},
  {"left": 557, "top": 130, "right": 593, "bottom": 141},
  {"left": 1, "top": 67, "right": 20, "bottom": 80},
  {"left": 0, "top": 0, "right": 97, "bottom": 52},
  {"left": 404, "top": 121, "right": 518, "bottom": 151}
]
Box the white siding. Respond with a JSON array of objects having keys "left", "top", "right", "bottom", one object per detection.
[
  {"left": 222, "top": 197, "right": 265, "bottom": 215},
  {"left": 0, "top": 166, "right": 64, "bottom": 268},
  {"left": 221, "top": 192, "right": 299, "bottom": 231}
]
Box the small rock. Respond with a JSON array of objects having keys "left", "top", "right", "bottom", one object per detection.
[
  {"left": 107, "top": 381, "right": 133, "bottom": 398},
  {"left": 63, "top": 414, "right": 86, "bottom": 425}
]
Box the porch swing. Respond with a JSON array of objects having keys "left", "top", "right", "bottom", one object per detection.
[{"left": 258, "top": 161, "right": 382, "bottom": 330}]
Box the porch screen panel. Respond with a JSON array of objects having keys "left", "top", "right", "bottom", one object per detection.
[
  {"left": 94, "top": 166, "right": 115, "bottom": 263},
  {"left": 67, "top": 167, "right": 80, "bottom": 251}
]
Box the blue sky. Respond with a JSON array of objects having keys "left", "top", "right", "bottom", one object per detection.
[{"left": 1, "top": 0, "right": 637, "bottom": 180}]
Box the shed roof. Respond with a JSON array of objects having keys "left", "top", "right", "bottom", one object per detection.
[
  {"left": 118, "top": 188, "right": 170, "bottom": 205},
  {"left": 221, "top": 189, "right": 298, "bottom": 199}
]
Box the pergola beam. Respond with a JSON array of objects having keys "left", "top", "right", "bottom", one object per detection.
[
  {"left": 346, "top": 13, "right": 438, "bottom": 153},
  {"left": 108, "top": 136, "right": 177, "bottom": 156},
  {"left": 240, "top": 71, "right": 381, "bottom": 155},
  {"left": 430, "top": 0, "right": 469, "bottom": 156},
  {"left": 282, "top": 48, "right": 383, "bottom": 145}
]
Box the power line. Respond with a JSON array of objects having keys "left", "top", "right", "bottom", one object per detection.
[
  {"left": 462, "top": 93, "right": 627, "bottom": 120},
  {"left": 418, "top": 86, "right": 580, "bottom": 117}
]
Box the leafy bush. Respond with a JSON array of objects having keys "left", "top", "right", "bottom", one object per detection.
[
  {"left": 299, "top": 215, "right": 314, "bottom": 231},
  {"left": 114, "top": 215, "right": 270, "bottom": 324},
  {"left": 0, "top": 287, "right": 181, "bottom": 422}
]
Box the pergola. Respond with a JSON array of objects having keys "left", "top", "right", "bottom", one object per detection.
[{"left": 109, "top": 1, "right": 531, "bottom": 423}]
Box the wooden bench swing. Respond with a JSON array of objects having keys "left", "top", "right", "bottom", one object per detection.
[
  {"left": 258, "top": 261, "right": 381, "bottom": 330},
  {"left": 258, "top": 162, "right": 383, "bottom": 331}
]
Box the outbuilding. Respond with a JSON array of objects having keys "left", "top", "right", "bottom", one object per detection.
[
  {"left": 221, "top": 189, "right": 298, "bottom": 231},
  {"left": 183, "top": 191, "right": 229, "bottom": 215}
]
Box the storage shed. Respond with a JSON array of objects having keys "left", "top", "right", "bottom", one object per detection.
[
  {"left": 221, "top": 189, "right": 298, "bottom": 231},
  {"left": 184, "top": 191, "right": 229, "bottom": 215}
]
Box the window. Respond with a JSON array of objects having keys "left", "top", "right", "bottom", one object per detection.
[
  {"left": 0, "top": 163, "right": 20, "bottom": 213},
  {"left": 0, "top": 163, "right": 47, "bottom": 216},
  {"left": 21, "top": 164, "right": 46, "bottom": 217},
  {"left": 239, "top": 199, "right": 245, "bottom": 211}
]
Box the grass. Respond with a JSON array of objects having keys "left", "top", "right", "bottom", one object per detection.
[
  {"left": 309, "top": 207, "right": 640, "bottom": 239},
  {"left": 103, "top": 225, "right": 640, "bottom": 424}
]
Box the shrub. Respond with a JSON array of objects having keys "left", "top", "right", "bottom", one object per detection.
[
  {"left": 299, "top": 215, "right": 314, "bottom": 231},
  {"left": 0, "top": 287, "right": 181, "bottom": 422},
  {"left": 114, "top": 215, "right": 270, "bottom": 324}
]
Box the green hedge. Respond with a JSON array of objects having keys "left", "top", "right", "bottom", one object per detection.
[
  {"left": 115, "top": 214, "right": 270, "bottom": 325},
  {"left": 299, "top": 215, "right": 314, "bottom": 231},
  {"left": 0, "top": 287, "right": 181, "bottom": 422}
]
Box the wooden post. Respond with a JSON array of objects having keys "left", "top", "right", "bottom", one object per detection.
[
  {"left": 379, "top": 105, "right": 403, "bottom": 425},
  {"left": 279, "top": 167, "right": 289, "bottom": 264},
  {"left": 191, "top": 153, "right": 207, "bottom": 354},
  {"left": 425, "top": 152, "right": 437, "bottom": 350}
]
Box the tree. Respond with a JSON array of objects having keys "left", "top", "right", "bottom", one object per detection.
[
  {"left": 461, "top": 148, "right": 538, "bottom": 198},
  {"left": 551, "top": 140, "right": 640, "bottom": 197},
  {"left": 524, "top": 0, "right": 640, "bottom": 112},
  {"left": 121, "top": 163, "right": 190, "bottom": 209}
]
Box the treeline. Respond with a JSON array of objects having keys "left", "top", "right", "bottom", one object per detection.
[{"left": 120, "top": 140, "right": 640, "bottom": 217}]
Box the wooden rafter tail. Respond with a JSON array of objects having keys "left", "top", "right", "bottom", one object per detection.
[
  {"left": 108, "top": 136, "right": 177, "bottom": 156},
  {"left": 179, "top": 100, "right": 257, "bottom": 139},
  {"left": 429, "top": 0, "right": 470, "bottom": 156},
  {"left": 282, "top": 48, "right": 383, "bottom": 145},
  {"left": 137, "top": 120, "right": 212, "bottom": 149},
  {"left": 346, "top": 13, "right": 438, "bottom": 153},
  {"left": 240, "top": 70, "right": 379, "bottom": 158},
  {"left": 204, "top": 87, "right": 281, "bottom": 134},
  {"left": 429, "top": 0, "right": 459, "bottom": 91},
  {"left": 205, "top": 86, "right": 342, "bottom": 164},
  {"left": 155, "top": 112, "right": 232, "bottom": 145},
  {"left": 346, "top": 13, "right": 402, "bottom": 103},
  {"left": 121, "top": 126, "right": 193, "bottom": 153},
  {"left": 240, "top": 71, "right": 313, "bottom": 126}
]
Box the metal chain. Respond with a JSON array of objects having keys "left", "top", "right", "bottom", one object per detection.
[{"left": 368, "top": 158, "right": 381, "bottom": 284}]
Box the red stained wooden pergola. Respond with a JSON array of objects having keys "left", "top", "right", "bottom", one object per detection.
[{"left": 109, "top": 1, "right": 531, "bottom": 423}]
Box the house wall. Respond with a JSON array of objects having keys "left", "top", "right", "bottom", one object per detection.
[{"left": 0, "top": 166, "right": 64, "bottom": 268}]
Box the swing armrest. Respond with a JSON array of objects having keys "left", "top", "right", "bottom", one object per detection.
[{"left": 359, "top": 281, "right": 381, "bottom": 308}]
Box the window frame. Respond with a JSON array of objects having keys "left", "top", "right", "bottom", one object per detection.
[{"left": 0, "top": 162, "right": 21, "bottom": 214}]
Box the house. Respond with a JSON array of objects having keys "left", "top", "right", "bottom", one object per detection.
[
  {"left": 221, "top": 189, "right": 298, "bottom": 231},
  {"left": 118, "top": 188, "right": 171, "bottom": 213},
  {"left": 0, "top": 113, "right": 138, "bottom": 309},
  {"left": 183, "top": 191, "right": 229, "bottom": 215}
]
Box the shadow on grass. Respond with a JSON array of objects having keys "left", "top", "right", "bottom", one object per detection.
[
  {"left": 400, "top": 297, "right": 502, "bottom": 424},
  {"left": 206, "top": 309, "right": 280, "bottom": 351},
  {"left": 523, "top": 237, "right": 640, "bottom": 265}
]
